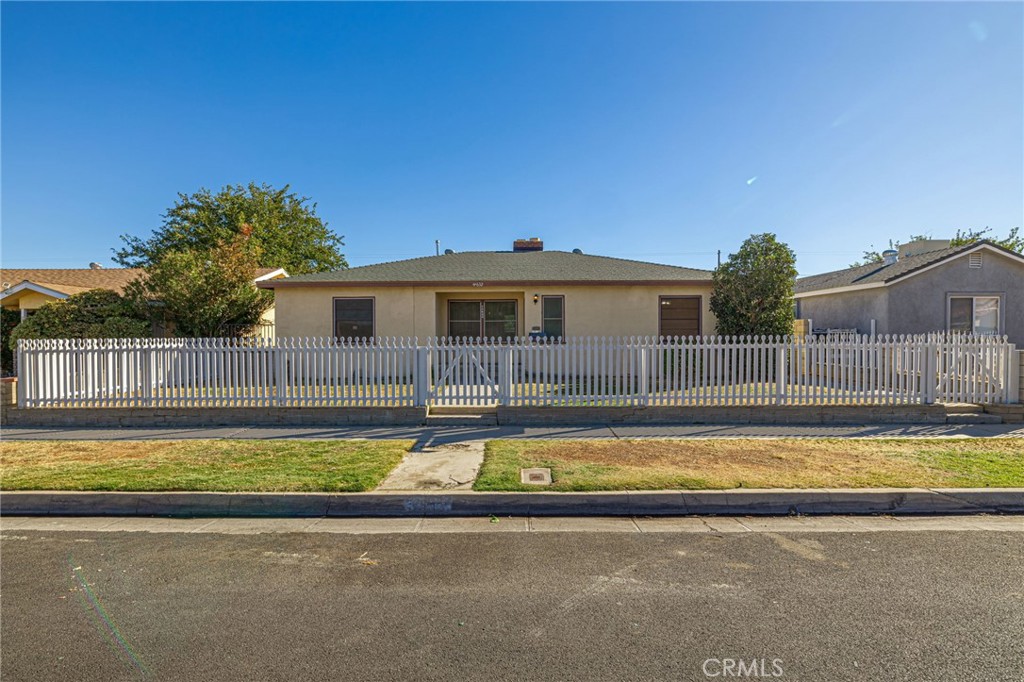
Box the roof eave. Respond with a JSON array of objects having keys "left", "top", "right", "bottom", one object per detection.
[
  {"left": 260, "top": 278, "right": 713, "bottom": 289},
  {"left": 794, "top": 281, "right": 887, "bottom": 298},
  {"left": 0, "top": 281, "right": 72, "bottom": 302},
  {"left": 253, "top": 267, "right": 289, "bottom": 282}
]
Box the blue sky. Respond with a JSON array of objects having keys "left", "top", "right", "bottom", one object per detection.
[{"left": 2, "top": 2, "right": 1021, "bottom": 275}]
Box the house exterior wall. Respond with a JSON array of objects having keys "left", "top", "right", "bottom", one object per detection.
[
  {"left": 887, "top": 250, "right": 1024, "bottom": 343},
  {"left": 273, "top": 283, "right": 716, "bottom": 338},
  {"left": 260, "top": 305, "right": 275, "bottom": 326},
  {"left": 530, "top": 285, "right": 716, "bottom": 338},
  {"left": 796, "top": 288, "right": 889, "bottom": 335},
  {"left": 6, "top": 291, "right": 61, "bottom": 312}
]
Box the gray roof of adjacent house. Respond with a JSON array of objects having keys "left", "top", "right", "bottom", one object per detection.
[
  {"left": 795, "top": 241, "right": 1021, "bottom": 295},
  {"left": 262, "top": 250, "right": 713, "bottom": 287}
]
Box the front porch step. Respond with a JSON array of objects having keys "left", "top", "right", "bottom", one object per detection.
[
  {"left": 429, "top": 406, "right": 498, "bottom": 416},
  {"left": 425, "top": 414, "right": 499, "bottom": 426},
  {"left": 941, "top": 403, "right": 985, "bottom": 414},
  {"left": 945, "top": 412, "right": 1003, "bottom": 425}
]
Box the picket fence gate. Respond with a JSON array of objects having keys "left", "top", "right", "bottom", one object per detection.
[{"left": 15, "top": 334, "right": 1020, "bottom": 409}]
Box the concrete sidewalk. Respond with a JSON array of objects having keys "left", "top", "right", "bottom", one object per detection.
[{"left": 3, "top": 422, "right": 1023, "bottom": 443}]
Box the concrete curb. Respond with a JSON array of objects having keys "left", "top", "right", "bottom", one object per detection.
[{"left": 3, "top": 488, "right": 1022, "bottom": 518}]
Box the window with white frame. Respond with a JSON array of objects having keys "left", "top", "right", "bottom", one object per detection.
[
  {"left": 541, "top": 295, "right": 564, "bottom": 338},
  {"left": 948, "top": 295, "right": 1000, "bottom": 335}
]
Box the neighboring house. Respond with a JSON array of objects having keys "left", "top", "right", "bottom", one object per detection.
[
  {"left": 0, "top": 267, "right": 145, "bottom": 320},
  {"left": 259, "top": 239, "right": 716, "bottom": 339},
  {"left": 0, "top": 265, "right": 288, "bottom": 333},
  {"left": 795, "top": 239, "right": 1024, "bottom": 343}
]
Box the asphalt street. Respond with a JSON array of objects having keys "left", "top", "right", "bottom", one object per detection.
[{"left": 2, "top": 526, "right": 1022, "bottom": 681}]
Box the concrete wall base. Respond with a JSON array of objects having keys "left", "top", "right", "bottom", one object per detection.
[
  {"left": 2, "top": 403, "right": 953, "bottom": 428},
  {"left": 496, "top": 405, "right": 949, "bottom": 425},
  {"left": 0, "top": 406, "right": 427, "bottom": 427}
]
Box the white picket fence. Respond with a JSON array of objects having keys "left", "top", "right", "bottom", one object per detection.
[{"left": 15, "top": 334, "right": 1020, "bottom": 408}]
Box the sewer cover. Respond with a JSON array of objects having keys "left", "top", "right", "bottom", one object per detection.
[{"left": 520, "top": 468, "right": 552, "bottom": 485}]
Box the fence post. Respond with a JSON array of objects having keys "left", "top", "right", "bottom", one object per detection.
[
  {"left": 498, "top": 346, "right": 513, "bottom": 406},
  {"left": 922, "top": 339, "right": 937, "bottom": 404},
  {"left": 274, "top": 340, "right": 286, "bottom": 406},
  {"left": 776, "top": 343, "right": 787, "bottom": 405},
  {"left": 15, "top": 340, "right": 26, "bottom": 408},
  {"left": 413, "top": 341, "right": 429, "bottom": 407},
  {"left": 1007, "top": 346, "right": 1020, "bottom": 405},
  {"left": 143, "top": 347, "right": 154, "bottom": 407},
  {"left": 638, "top": 345, "right": 649, "bottom": 407}
]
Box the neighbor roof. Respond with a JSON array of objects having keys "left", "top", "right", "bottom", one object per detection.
[
  {"left": 1, "top": 266, "right": 288, "bottom": 304},
  {"left": 0, "top": 268, "right": 146, "bottom": 295},
  {"left": 260, "top": 251, "right": 713, "bottom": 287},
  {"left": 795, "top": 241, "right": 1024, "bottom": 296}
]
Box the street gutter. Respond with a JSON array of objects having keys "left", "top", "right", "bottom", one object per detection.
[{"left": 2, "top": 488, "right": 1022, "bottom": 517}]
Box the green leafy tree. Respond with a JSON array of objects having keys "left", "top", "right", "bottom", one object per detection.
[
  {"left": 8, "top": 290, "right": 151, "bottom": 348},
  {"left": 115, "top": 182, "right": 347, "bottom": 274},
  {"left": 1, "top": 308, "right": 21, "bottom": 375},
  {"left": 850, "top": 234, "right": 930, "bottom": 267},
  {"left": 125, "top": 232, "right": 273, "bottom": 338},
  {"left": 710, "top": 233, "right": 798, "bottom": 337},
  {"left": 949, "top": 227, "right": 1023, "bottom": 252},
  {"left": 851, "top": 228, "right": 1021, "bottom": 266}
]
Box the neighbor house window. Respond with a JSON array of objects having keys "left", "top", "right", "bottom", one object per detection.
[
  {"left": 948, "top": 295, "right": 1000, "bottom": 335},
  {"left": 334, "top": 297, "right": 374, "bottom": 339},
  {"left": 541, "top": 296, "right": 564, "bottom": 338}
]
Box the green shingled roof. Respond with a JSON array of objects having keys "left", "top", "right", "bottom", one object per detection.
[
  {"left": 795, "top": 241, "right": 1020, "bottom": 294},
  {"left": 265, "top": 250, "right": 713, "bottom": 286}
]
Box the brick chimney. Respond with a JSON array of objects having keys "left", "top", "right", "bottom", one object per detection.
[{"left": 513, "top": 237, "right": 544, "bottom": 252}]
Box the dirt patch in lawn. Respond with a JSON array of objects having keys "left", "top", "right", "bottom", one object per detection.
[{"left": 475, "top": 438, "right": 1024, "bottom": 491}]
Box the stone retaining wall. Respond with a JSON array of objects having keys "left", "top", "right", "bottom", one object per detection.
[
  {"left": 1, "top": 405, "right": 427, "bottom": 428},
  {"left": 497, "top": 405, "right": 948, "bottom": 425},
  {"left": 0, "top": 373, "right": 973, "bottom": 428},
  {"left": 1, "top": 378, "right": 15, "bottom": 410}
]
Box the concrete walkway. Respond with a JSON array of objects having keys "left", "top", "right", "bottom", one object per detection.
[
  {"left": 4, "top": 422, "right": 1023, "bottom": 443},
  {"left": 377, "top": 440, "right": 485, "bottom": 491}
]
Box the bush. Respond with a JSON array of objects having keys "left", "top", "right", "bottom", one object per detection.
[{"left": 8, "top": 289, "right": 151, "bottom": 348}]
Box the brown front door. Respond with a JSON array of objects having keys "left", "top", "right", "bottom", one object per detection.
[{"left": 659, "top": 296, "right": 701, "bottom": 337}]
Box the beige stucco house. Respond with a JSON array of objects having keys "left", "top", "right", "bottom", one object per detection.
[{"left": 260, "top": 239, "right": 717, "bottom": 340}]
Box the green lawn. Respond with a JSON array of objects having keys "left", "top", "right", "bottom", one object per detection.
[
  {"left": 474, "top": 438, "right": 1024, "bottom": 491},
  {"left": 0, "top": 439, "right": 414, "bottom": 492}
]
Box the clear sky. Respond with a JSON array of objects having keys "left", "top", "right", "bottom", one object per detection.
[{"left": 2, "top": 1, "right": 1021, "bottom": 275}]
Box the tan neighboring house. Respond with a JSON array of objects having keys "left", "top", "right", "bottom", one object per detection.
[
  {"left": 0, "top": 267, "right": 144, "bottom": 320},
  {"left": 1, "top": 265, "right": 288, "bottom": 332},
  {"left": 259, "top": 239, "right": 716, "bottom": 340}
]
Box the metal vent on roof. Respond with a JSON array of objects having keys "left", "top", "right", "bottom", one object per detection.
[{"left": 969, "top": 253, "right": 983, "bottom": 269}]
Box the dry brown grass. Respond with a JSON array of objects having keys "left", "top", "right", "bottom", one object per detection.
[{"left": 475, "top": 438, "right": 1024, "bottom": 491}]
